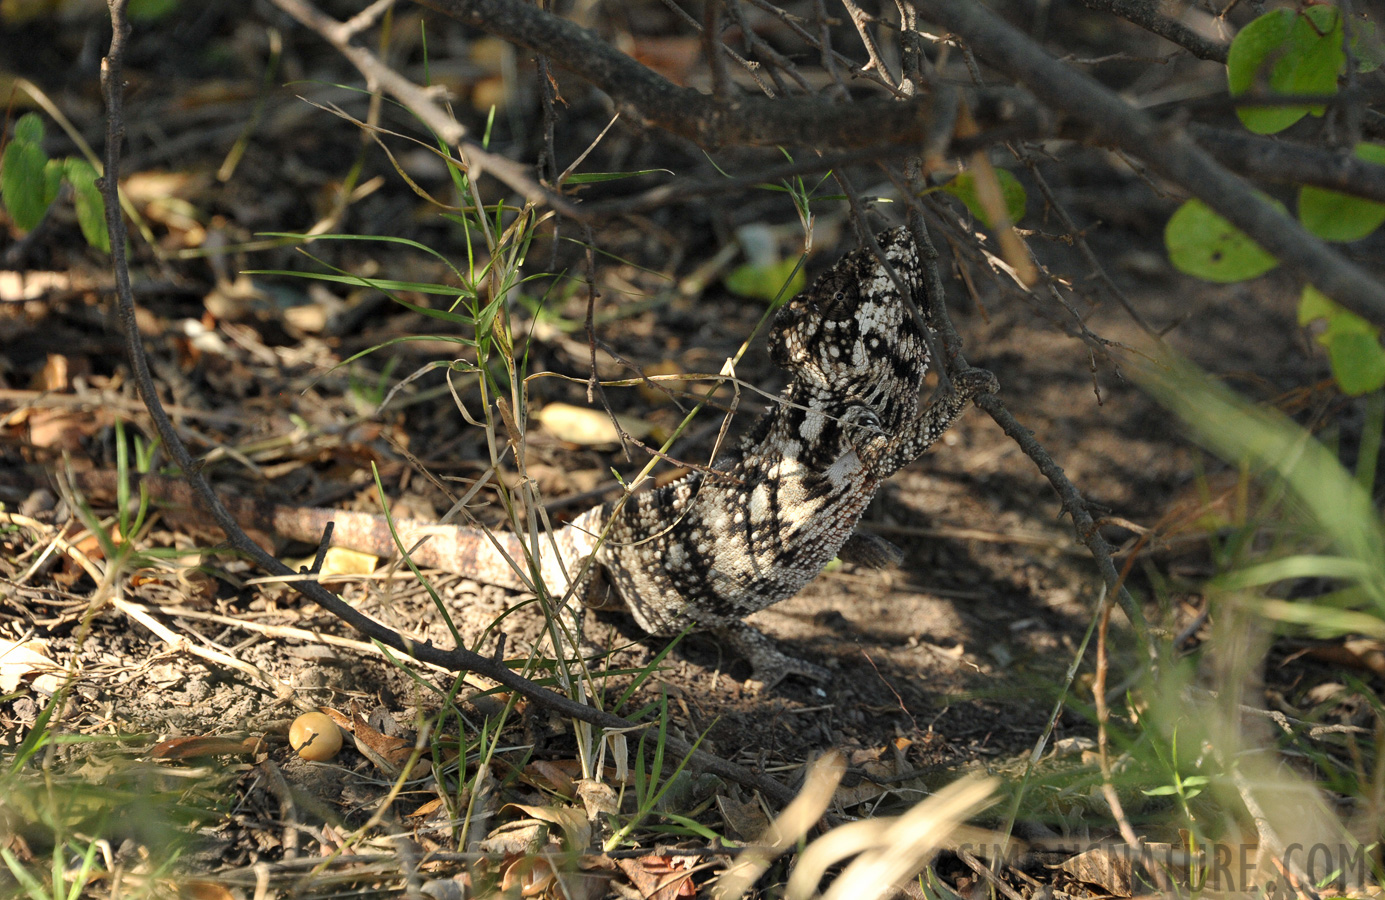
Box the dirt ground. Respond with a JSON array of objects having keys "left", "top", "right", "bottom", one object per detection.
[{"left": 0, "top": 1, "right": 1374, "bottom": 895}]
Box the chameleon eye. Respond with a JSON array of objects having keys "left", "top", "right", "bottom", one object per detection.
[{"left": 822, "top": 286, "right": 855, "bottom": 319}]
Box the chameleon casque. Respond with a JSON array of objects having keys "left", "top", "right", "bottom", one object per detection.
[{"left": 77, "top": 227, "right": 998, "bottom": 688}]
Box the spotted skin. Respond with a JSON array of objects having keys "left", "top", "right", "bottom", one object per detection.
[{"left": 77, "top": 228, "right": 997, "bottom": 689}]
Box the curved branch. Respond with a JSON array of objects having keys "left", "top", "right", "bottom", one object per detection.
[
  {"left": 909, "top": 0, "right": 1385, "bottom": 328},
  {"left": 1077, "top": 0, "right": 1228, "bottom": 63}
]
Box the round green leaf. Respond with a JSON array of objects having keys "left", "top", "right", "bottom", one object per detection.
[
  {"left": 726, "top": 257, "right": 805, "bottom": 303},
  {"left": 1164, "top": 198, "right": 1279, "bottom": 282},
  {"left": 2, "top": 140, "right": 54, "bottom": 231},
  {"left": 1327, "top": 330, "right": 1385, "bottom": 395},
  {"left": 1298, "top": 284, "right": 1337, "bottom": 326},
  {"left": 1227, "top": 5, "right": 1344, "bottom": 135},
  {"left": 1298, "top": 143, "right": 1385, "bottom": 242},
  {"left": 1299, "top": 285, "right": 1385, "bottom": 395},
  {"left": 941, "top": 168, "right": 1027, "bottom": 228},
  {"left": 13, "top": 112, "right": 44, "bottom": 145}
]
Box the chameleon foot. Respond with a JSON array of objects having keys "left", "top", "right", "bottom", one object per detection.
[{"left": 716, "top": 621, "right": 830, "bottom": 691}]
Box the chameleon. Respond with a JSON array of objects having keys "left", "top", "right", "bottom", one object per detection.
[{"left": 73, "top": 227, "right": 998, "bottom": 688}]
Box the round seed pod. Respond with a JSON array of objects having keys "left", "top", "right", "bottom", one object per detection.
[{"left": 289, "top": 712, "right": 343, "bottom": 761}]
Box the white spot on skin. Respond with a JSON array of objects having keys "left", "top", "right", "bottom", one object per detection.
[
  {"left": 825, "top": 450, "right": 864, "bottom": 488},
  {"left": 799, "top": 411, "right": 824, "bottom": 444},
  {"left": 749, "top": 484, "right": 771, "bottom": 522}
]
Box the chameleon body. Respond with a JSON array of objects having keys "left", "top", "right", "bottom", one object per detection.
[{"left": 79, "top": 228, "right": 997, "bottom": 688}]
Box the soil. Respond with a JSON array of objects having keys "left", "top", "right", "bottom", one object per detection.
[{"left": 0, "top": 2, "right": 1374, "bottom": 896}]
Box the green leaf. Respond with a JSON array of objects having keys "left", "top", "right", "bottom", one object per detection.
[
  {"left": 42, "top": 157, "right": 64, "bottom": 206},
  {"left": 725, "top": 256, "right": 805, "bottom": 303},
  {"left": 1164, "top": 198, "right": 1279, "bottom": 282},
  {"left": 128, "top": 0, "right": 180, "bottom": 19},
  {"left": 1327, "top": 331, "right": 1385, "bottom": 395},
  {"left": 1299, "top": 285, "right": 1385, "bottom": 395},
  {"left": 1132, "top": 351, "right": 1385, "bottom": 616},
  {"left": 63, "top": 158, "right": 110, "bottom": 253},
  {"left": 2, "top": 140, "right": 54, "bottom": 231},
  {"left": 1227, "top": 5, "right": 1345, "bottom": 134},
  {"left": 563, "top": 168, "right": 674, "bottom": 185},
  {"left": 13, "top": 111, "right": 44, "bottom": 145},
  {"left": 1298, "top": 282, "right": 1337, "bottom": 325},
  {"left": 1298, "top": 143, "right": 1385, "bottom": 242},
  {"left": 941, "top": 168, "right": 1027, "bottom": 227}
]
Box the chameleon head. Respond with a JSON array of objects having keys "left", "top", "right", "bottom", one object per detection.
[{"left": 769, "top": 227, "right": 929, "bottom": 389}]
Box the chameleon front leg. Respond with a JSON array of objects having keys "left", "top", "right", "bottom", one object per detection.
[
  {"left": 713, "top": 620, "right": 831, "bottom": 690},
  {"left": 837, "top": 530, "right": 905, "bottom": 568},
  {"left": 865, "top": 368, "right": 999, "bottom": 477}
]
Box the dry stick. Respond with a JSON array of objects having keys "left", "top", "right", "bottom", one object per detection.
[
  {"left": 908, "top": 0, "right": 1385, "bottom": 329},
  {"left": 655, "top": 0, "right": 785, "bottom": 97},
  {"left": 906, "top": 211, "right": 1150, "bottom": 647},
  {"left": 1190, "top": 123, "right": 1385, "bottom": 205},
  {"left": 414, "top": 0, "right": 1044, "bottom": 148},
  {"left": 266, "top": 0, "right": 572, "bottom": 215},
  {"left": 741, "top": 0, "right": 908, "bottom": 97},
  {"left": 1018, "top": 158, "right": 1160, "bottom": 339},
  {"left": 97, "top": 0, "right": 796, "bottom": 809},
  {"left": 840, "top": 0, "right": 897, "bottom": 88},
  {"left": 582, "top": 146, "right": 915, "bottom": 218},
  {"left": 954, "top": 847, "right": 1026, "bottom": 900},
  {"left": 1076, "top": 0, "right": 1228, "bottom": 63}
]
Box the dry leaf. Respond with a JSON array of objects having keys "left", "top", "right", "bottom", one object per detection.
[
  {"left": 150, "top": 735, "right": 265, "bottom": 759},
  {"left": 479, "top": 821, "right": 553, "bottom": 855},
  {"left": 576, "top": 779, "right": 619, "bottom": 819},
  {"left": 525, "top": 759, "right": 577, "bottom": 797},
  {"left": 319, "top": 546, "right": 380, "bottom": 578},
  {"left": 0, "top": 639, "right": 62, "bottom": 693},
  {"left": 500, "top": 855, "right": 555, "bottom": 897},
  {"left": 716, "top": 792, "right": 771, "bottom": 841},
  {"left": 1059, "top": 845, "right": 1145, "bottom": 897},
  {"left": 615, "top": 854, "right": 699, "bottom": 900},
  {"left": 504, "top": 803, "right": 592, "bottom": 852},
  {"left": 350, "top": 711, "right": 425, "bottom": 777},
  {"left": 177, "top": 879, "right": 237, "bottom": 900},
  {"left": 536, "top": 402, "right": 653, "bottom": 446}
]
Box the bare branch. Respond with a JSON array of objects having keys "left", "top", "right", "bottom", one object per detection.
[
  {"left": 1076, "top": 0, "right": 1228, "bottom": 63},
  {"left": 1192, "top": 124, "right": 1385, "bottom": 205}
]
